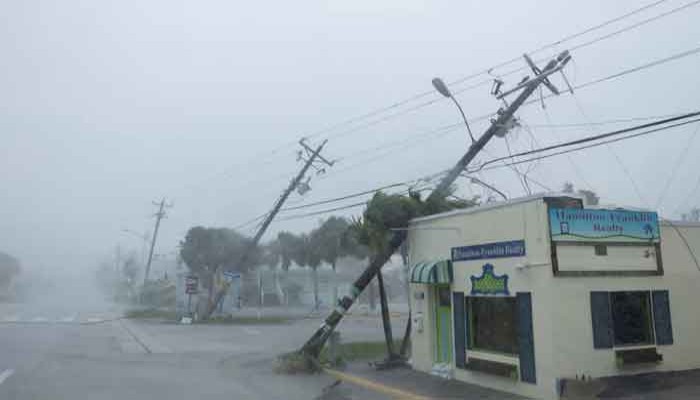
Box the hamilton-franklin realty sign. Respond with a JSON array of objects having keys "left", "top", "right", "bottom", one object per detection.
[{"left": 549, "top": 208, "right": 660, "bottom": 243}]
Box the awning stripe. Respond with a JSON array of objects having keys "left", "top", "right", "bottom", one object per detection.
[{"left": 409, "top": 260, "right": 453, "bottom": 284}]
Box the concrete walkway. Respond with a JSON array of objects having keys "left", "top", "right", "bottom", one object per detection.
[{"left": 321, "top": 362, "right": 527, "bottom": 400}]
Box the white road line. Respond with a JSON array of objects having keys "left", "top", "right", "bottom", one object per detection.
[
  {"left": 243, "top": 327, "right": 260, "bottom": 335},
  {"left": 86, "top": 317, "right": 103, "bottom": 323},
  {"left": 30, "top": 317, "right": 48, "bottom": 323},
  {"left": 0, "top": 369, "right": 15, "bottom": 385},
  {"left": 0, "top": 316, "right": 18, "bottom": 323},
  {"left": 59, "top": 315, "right": 77, "bottom": 323}
]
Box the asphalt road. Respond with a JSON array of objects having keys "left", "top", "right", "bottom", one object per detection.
[{"left": 0, "top": 299, "right": 406, "bottom": 400}]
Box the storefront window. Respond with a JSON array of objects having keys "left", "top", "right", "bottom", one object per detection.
[
  {"left": 468, "top": 297, "right": 519, "bottom": 355},
  {"left": 610, "top": 291, "right": 654, "bottom": 346}
]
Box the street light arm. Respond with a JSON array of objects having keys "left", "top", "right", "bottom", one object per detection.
[
  {"left": 464, "top": 175, "right": 508, "bottom": 201},
  {"left": 450, "top": 96, "right": 476, "bottom": 143}
]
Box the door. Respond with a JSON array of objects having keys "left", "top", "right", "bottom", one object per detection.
[{"left": 434, "top": 285, "right": 453, "bottom": 363}]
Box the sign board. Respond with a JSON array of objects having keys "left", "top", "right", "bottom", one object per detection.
[
  {"left": 451, "top": 240, "right": 526, "bottom": 262},
  {"left": 185, "top": 275, "right": 199, "bottom": 294},
  {"left": 470, "top": 264, "right": 509, "bottom": 296},
  {"left": 549, "top": 208, "right": 660, "bottom": 243},
  {"left": 222, "top": 271, "right": 240, "bottom": 283}
]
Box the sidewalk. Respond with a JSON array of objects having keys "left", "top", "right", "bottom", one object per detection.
[
  {"left": 323, "top": 363, "right": 700, "bottom": 400},
  {"left": 322, "top": 362, "right": 527, "bottom": 400}
]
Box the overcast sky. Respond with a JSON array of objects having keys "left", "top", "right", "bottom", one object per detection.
[{"left": 2, "top": 0, "right": 699, "bottom": 274}]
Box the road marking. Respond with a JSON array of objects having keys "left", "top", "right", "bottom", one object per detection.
[
  {"left": 30, "top": 317, "right": 48, "bottom": 322},
  {"left": 86, "top": 317, "right": 102, "bottom": 323},
  {"left": 323, "top": 367, "right": 429, "bottom": 400},
  {"left": 0, "top": 369, "right": 14, "bottom": 385},
  {"left": 243, "top": 327, "right": 260, "bottom": 335},
  {"left": 0, "top": 315, "right": 18, "bottom": 323},
  {"left": 60, "top": 315, "right": 77, "bottom": 323}
]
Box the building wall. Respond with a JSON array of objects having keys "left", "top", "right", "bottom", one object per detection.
[
  {"left": 409, "top": 199, "right": 700, "bottom": 400},
  {"left": 549, "top": 222, "right": 700, "bottom": 380},
  {"left": 409, "top": 198, "right": 559, "bottom": 400}
]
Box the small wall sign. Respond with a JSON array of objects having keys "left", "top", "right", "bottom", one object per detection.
[
  {"left": 452, "top": 240, "right": 526, "bottom": 262},
  {"left": 470, "top": 264, "right": 509, "bottom": 295}
]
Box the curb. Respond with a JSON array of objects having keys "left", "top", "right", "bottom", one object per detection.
[
  {"left": 118, "top": 319, "right": 173, "bottom": 354},
  {"left": 322, "top": 367, "right": 429, "bottom": 400}
]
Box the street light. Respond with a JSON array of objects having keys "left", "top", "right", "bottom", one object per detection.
[
  {"left": 432, "top": 77, "right": 476, "bottom": 143},
  {"left": 461, "top": 174, "right": 508, "bottom": 201}
]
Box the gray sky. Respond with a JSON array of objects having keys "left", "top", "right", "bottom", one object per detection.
[{"left": 2, "top": 0, "right": 700, "bottom": 273}]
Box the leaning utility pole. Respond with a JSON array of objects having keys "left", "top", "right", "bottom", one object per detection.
[
  {"left": 144, "top": 198, "right": 172, "bottom": 286},
  {"left": 300, "top": 50, "right": 572, "bottom": 357},
  {"left": 203, "top": 139, "right": 334, "bottom": 319}
]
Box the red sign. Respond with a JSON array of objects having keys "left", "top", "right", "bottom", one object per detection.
[{"left": 185, "top": 275, "right": 199, "bottom": 294}]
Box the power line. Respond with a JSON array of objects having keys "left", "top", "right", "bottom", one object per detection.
[
  {"left": 569, "top": 92, "right": 648, "bottom": 206},
  {"left": 267, "top": 116, "right": 700, "bottom": 224},
  {"left": 309, "top": 0, "right": 700, "bottom": 145},
  {"left": 655, "top": 124, "right": 700, "bottom": 209},
  {"left": 325, "top": 45, "right": 700, "bottom": 182},
  {"left": 527, "top": 113, "right": 687, "bottom": 128},
  {"left": 471, "top": 116, "right": 700, "bottom": 173},
  {"left": 572, "top": 45, "right": 700, "bottom": 91},
  {"left": 219, "top": 45, "right": 700, "bottom": 215},
  {"left": 279, "top": 183, "right": 407, "bottom": 212},
  {"left": 277, "top": 202, "right": 368, "bottom": 222},
  {"left": 673, "top": 167, "right": 700, "bottom": 217},
  {"left": 171, "top": 1, "right": 700, "bottom": 199},
  {"left": 186, "top": 1, "right": 700, "bottom": 205}
]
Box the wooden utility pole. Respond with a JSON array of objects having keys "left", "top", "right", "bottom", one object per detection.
[
  {"left": 144, "top": 198, "right": 171, "bottom": 286},
  {"left": 301, "top": 50, "right": 572, "bottom": 358},
  {"left": 203, "top": 139, "right": 334, "bottom": 319}
]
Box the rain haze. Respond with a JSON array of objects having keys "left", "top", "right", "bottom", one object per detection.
[
  {"left": 1, "top": 0, "right": 698, "bottom": 273},
  {"left": 1, "top": 1, "right": 700, "bottom": 399}
]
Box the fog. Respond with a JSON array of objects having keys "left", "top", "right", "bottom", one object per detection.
[{"left": 1, "top": 0, "right": 700, "bottom": 283}]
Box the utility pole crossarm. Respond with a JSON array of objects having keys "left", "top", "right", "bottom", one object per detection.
[{"left": 300, "top": 50, "right": 571, "bottom": 358}]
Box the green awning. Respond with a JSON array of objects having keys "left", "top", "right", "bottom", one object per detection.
[{"left": 410, "top": 260, "right": 453, "bottom": 284}]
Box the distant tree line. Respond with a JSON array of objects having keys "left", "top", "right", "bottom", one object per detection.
[
  {"left": 178, "top": 187, "right": 479, "bottom": 310},
  {"left": 0, "top": 251, "right": 21, "bottom": 293}
]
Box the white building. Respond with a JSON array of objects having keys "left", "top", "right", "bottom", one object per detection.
[{"left": 408, "top": 194, "right": 700, "bottom": 400}]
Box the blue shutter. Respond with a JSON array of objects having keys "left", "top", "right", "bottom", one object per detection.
[
  {"left": 517, "top": 292, "right": 536, "bottom": 384},
  {"left": 590, "top": 291, "right": 613, "bottom": 349},
  {"left": 652, "top": 290, "right": 673, "bottom": 345},
  {"left": 452, "top": 292, "right": 467, "bottom": 368}
]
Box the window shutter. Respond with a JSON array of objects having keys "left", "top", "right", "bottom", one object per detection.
[
  {"left": 652, "top": 290, "right": 673, "bottom": 345},
  {"left": 452, "top": 291, "right": 467, "bottom": 368},
  {"left": 517, "top": 292, "right": 536, "bottom": 384},
  {"left": 590, "top": 291, "right": 613, "bottom": 349}
]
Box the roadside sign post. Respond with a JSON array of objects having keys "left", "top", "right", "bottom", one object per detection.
[
  {"left": 184, "top": 275, "right": 199, "bottom": 322},
  {"left": 222, "top": 271, "right": 241, "bottom": 313}
]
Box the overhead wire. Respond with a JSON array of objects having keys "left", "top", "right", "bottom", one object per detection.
[
  {"left": 655, "top": 124, "right": 700, "bottom": 209},
  {"left": 171, "top": 0, "right": 700, "bottom": 199},
  {"left": 671, "top": 149, "right": 700, "bottom": 217},
  {"left": 224, "top": 43, "right": 700, "bottom": 222},
  {"left": 250, "top": 116, "right": 700, "bottom": 224},
  {"left": 309, "top": 0, "right": 700, "bottom": 146},
  {"left": 570, "top": 91, "right": 649, "bottom": 206},
  {"left": 470, "top": 116, "right": 700, "bottom": 173}
]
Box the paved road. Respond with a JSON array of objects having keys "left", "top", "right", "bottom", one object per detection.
[{"left": 0, "top": 299, "right": 407, "bottom": 400}]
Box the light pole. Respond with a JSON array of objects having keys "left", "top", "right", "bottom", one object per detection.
[{"left": 432, "top": 77, "right": 476, "bottom": 143}]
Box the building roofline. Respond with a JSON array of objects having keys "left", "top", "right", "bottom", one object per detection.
[
  {"left": 661, "top": 220, "right": 700, "bottom": 228},
  {"left": 410, "top": 192, "right": 575, "bottom": 224},
  {"left": 409, "top": 192, "right": 663, "bottom": 225}
]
